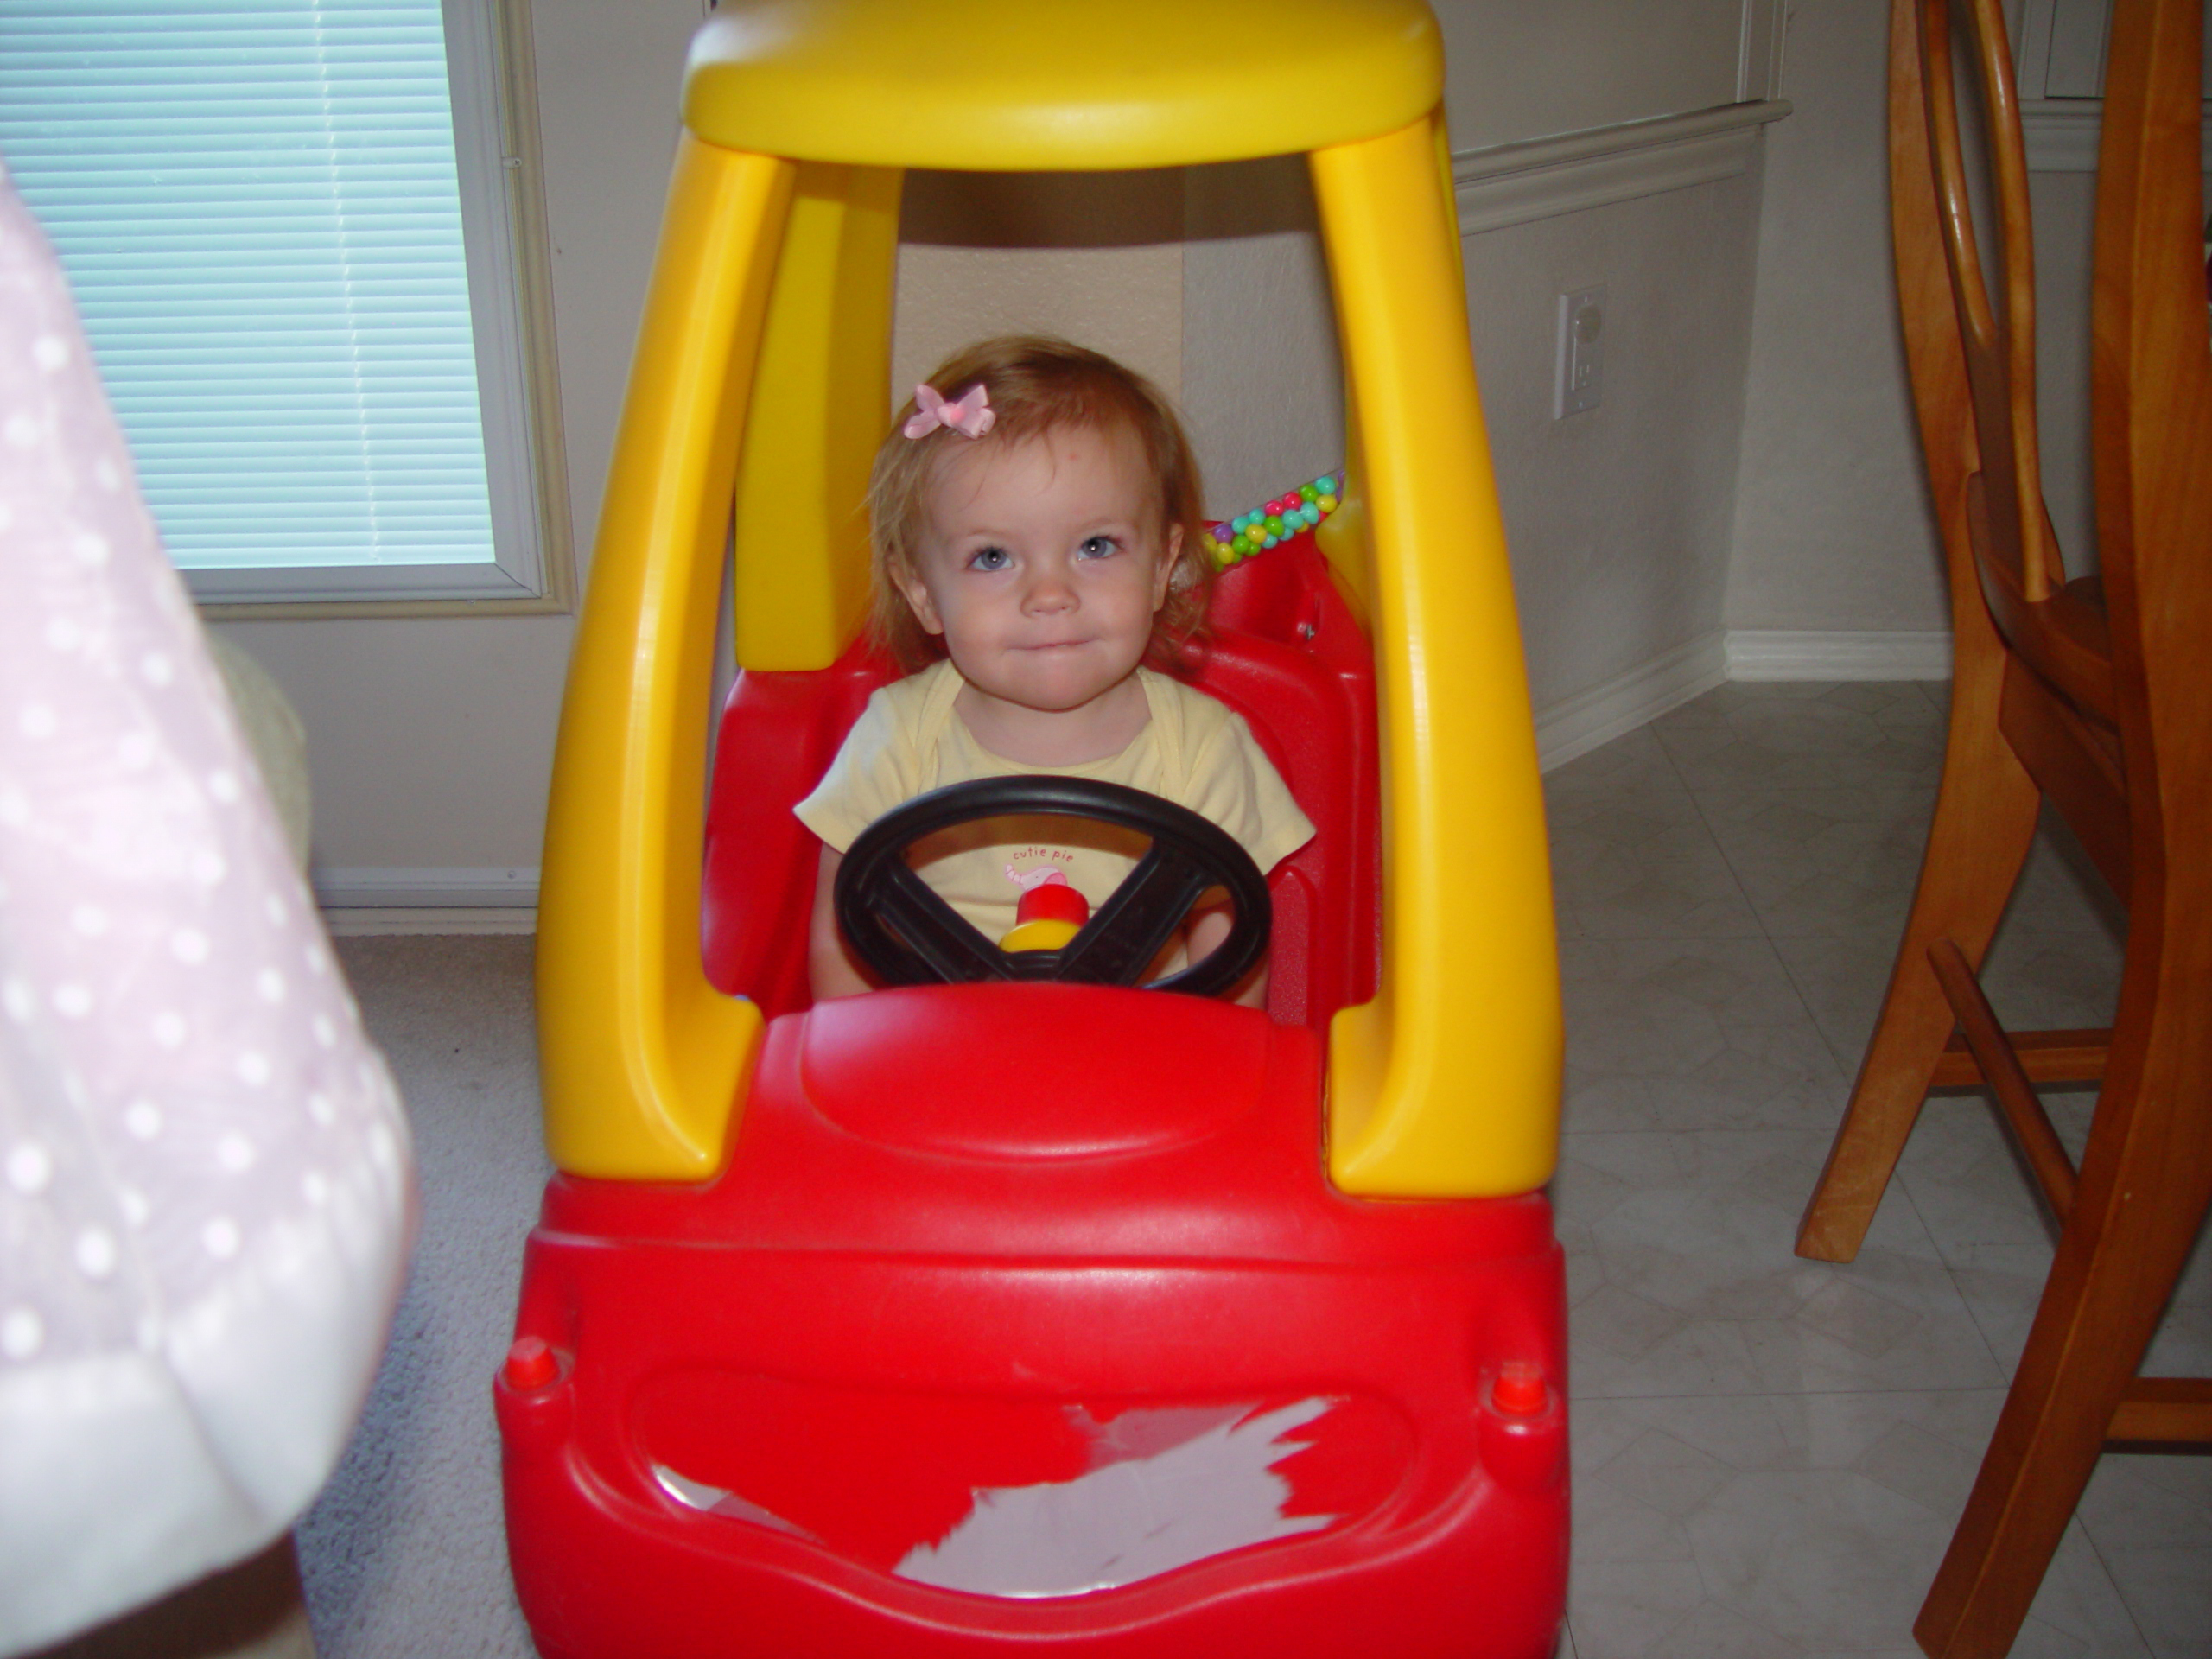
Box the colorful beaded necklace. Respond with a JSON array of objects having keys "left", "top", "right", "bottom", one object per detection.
[{"left": 1205, "top": 471, "right": 1343, "bottom": 569}]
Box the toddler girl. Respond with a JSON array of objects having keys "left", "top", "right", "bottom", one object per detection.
[{"left": 798, "top": 336, "right": 1314, "bottom": 1006}]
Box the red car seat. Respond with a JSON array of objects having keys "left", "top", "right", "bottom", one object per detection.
[{"left": 701, "top": 536, "right": 1378, "bottom": 1025}]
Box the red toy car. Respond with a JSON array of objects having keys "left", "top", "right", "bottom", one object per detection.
[
  {"left": 499, "top": 543, "right": 1567, "bottom": 1657},
  {"left": 503, "top": 3, "right": 1568, "bottom": 1650}
]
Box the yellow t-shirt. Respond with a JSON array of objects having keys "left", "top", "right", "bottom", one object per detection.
[{"left": 795, "top": 660, "right": 1316, "bottom": 949}]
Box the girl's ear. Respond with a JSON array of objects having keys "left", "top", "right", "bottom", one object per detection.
[
  {"left": 1153, "top": 524, "right": 1181, "bottom": 613},
  {"left": 893, "top": 561, "right": 944, "bottom": 635}
]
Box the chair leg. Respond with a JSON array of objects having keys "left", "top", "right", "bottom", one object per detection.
[
  {"left": 1796, "top": 661, "right": 2041, "bottom": 1263},
  {"left": 1914, "top": 1006, "right": 2212, "bottom": 1658}
]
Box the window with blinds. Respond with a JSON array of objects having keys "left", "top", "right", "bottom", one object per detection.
[{"left": 0, "top": 0, "right": 554, "bottom": 604}]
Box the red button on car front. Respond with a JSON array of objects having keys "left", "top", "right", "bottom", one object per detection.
[
  {"left": 503, "top": 1336, "right": 558, "bottom": 1392},
  {"left": 1492, "top": 1361, "right": 1548, "bottom": 1415}
]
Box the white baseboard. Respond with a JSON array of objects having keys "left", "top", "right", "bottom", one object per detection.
[
  {"left": 1535, "top": 632, "right": 1728, "bottom": 772},
  {"left": 313, "top": 866, "right": 539, "bottom": 910},
  {"left": 1535, "top": 627, "right": 1955, "bottom": 772},
  {"left": 322, "top": 906, "right": 538, "bottom": 938},
  {"left": 316, "top": 867, "right": 540, "bottom": 934},
  {"left": 1726, "top": 629, "right": 1954, "bottom": 681}
]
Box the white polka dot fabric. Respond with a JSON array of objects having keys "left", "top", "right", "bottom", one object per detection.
[{"left": 0, "top": 169, "right": 414, "bottom": 1653}]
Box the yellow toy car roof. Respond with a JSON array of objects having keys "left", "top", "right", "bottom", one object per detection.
[{"left": 683, "top": 0, "right": 1442, "bottom": 170}]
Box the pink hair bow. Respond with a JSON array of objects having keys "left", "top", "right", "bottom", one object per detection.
[{"left": 903, "top": 381, "right": 995, "bottom": 440}]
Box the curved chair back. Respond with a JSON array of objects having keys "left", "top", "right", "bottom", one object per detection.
[
  {"left": 1896, "top": 0, "right": 2117, "bottom": 721},
  {"left": 1806, "top": 2, "right": 2210, "bottom": 1646}
]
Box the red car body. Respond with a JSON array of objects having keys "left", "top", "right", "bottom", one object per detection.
[{"left": 497, "top": 543, "right": 1569, "bottom": 1657}]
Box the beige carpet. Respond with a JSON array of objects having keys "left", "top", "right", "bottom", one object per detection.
[{"left": 294, "top": 938, "right": 546, "bottom": 1658}]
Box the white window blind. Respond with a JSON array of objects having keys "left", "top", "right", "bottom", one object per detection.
[{"left": 0, "top": 0, "right": 550, "bottom": 603}]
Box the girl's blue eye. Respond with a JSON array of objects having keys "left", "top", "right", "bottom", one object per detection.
[
  {"left": 968, "top": 545, "right": 1010, "bottom": 571},
  {"left": 1077, "top": 535, "right": 1120, "bottom": 559}
]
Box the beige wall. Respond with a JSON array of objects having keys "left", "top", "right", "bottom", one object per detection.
[
  {"left": 1466, "top": 172, "right": 1764, "bottom": 709},
  {"left": 2027, "top": 169, "right": 2101, "bottom": 575},
  {"left": 1181, "top": 0, "right": 1767, "bottom": 710},
  {"left": 1185, "top": 152, "right": 1766, "bottom": 714},
  {"left": 1453, "top": 0, "right": 1768, "bottom": 710},
  {"left": 893, "top": 171, "right": 1185, "bottom": 402},
  {"left": 1726, "top": 0, "right": 1936, "bottom": 632},
  {"left": 1723, "top": 1, "right": 2160, "bottom": 632},
  {"left": 1437, "top": 0, "right": 1751, "bottom": 148},
  {"left": 219, "top": 0, "right": 1784, "bottom": 887},
  {"left": 1180, "top": 157, "right": 1346, "bottom": 518},
  {"left": 1726, "top": 0, "right": 1948, "bottom": 632}
]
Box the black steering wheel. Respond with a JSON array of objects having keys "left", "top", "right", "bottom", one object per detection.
[{"left": 834, "top": 777, "right": 1271, "bottom": 999}]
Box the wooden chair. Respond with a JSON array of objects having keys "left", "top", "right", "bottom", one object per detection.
[{"left": 1796, "top": 0, "right": 2212, "bottom": 1651}]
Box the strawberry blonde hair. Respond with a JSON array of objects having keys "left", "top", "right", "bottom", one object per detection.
[{"left": 866, "top": 336, "right": 1213, "bottom": 671}]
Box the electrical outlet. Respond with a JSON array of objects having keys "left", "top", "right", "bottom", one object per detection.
[{"left": 1554, "top": 284, "right": 1605, "bottom": 418}]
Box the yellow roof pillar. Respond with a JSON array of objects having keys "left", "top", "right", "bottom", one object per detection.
[{"left": 1313, "top": 114, "right": 1563, "bottom": 1197}]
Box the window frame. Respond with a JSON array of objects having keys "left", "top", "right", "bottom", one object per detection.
[{"left": 117, "top": 0, "right": 573, "bottom": 618}]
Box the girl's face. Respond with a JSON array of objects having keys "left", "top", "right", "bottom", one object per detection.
[{"left": 897, "top": 423, "right": 1179, "bottom": 721}]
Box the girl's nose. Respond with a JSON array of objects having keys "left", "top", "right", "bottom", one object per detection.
[{"left": 1022, "top": 571, "right": 1076, "bottom": 612}]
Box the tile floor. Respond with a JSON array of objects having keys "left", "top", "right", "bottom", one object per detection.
[{"left": 1548, "top": 681, "right": 2211, "bottom": 1658}]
